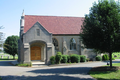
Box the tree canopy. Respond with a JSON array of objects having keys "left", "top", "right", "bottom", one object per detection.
[
  {"left": 80, "top": 0, "right": 120, "bottom": 67},
  {"left": 4, "top": 35, "right": 19, "bottom": 59}
]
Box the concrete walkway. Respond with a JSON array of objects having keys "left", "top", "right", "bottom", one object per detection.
[{"left": 0, "top": 60, "right": 120, "bottom": 80}]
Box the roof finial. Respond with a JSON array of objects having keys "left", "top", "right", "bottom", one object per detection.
[{"left": 22, "top": 9, "right": 24, "bottom": 16}]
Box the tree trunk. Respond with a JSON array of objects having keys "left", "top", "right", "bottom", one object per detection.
[{"left": 109, "top": 52, "right": 112, "bottom": 68}]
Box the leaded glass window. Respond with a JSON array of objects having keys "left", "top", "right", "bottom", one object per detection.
[
  {"left": 70, "top": 38, "right": 76, "bottom": 50},
  {"left": 52, "top": 38, "right": 59, "bottom": 50}
]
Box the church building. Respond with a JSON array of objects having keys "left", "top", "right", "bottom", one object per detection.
[{"left": 18, "top": 11, "right": 96, "bottom": 64}]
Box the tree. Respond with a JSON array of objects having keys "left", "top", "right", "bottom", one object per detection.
[
  {"left": 80, "top": 0, "right": 120, "bottom": 68},
  {"left": 4, "top": 35, "right": 19, "bottom": 59}
]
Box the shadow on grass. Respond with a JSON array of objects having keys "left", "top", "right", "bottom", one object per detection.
[
  {"left": 89, "top": 66, "right": 120, "bottom": 80},
  {"left": 89, "top": 70, "right": 118, "bottom": 75},
  {"left": 89, "top": 70, "right": 119, "bottom": 80},
  {"left": 95, "top": 78, "right": 120, "bottom": 80},
  {"left": 89, "top": 66, "right": 119, "bottom": 74}
]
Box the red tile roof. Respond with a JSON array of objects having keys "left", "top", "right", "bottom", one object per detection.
[{"left": 24, "top": 15, "right": 84, "bottom": 34}]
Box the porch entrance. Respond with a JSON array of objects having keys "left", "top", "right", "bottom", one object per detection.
[{"left": 31, "top": 46, "right": 41, "bottom": 60}]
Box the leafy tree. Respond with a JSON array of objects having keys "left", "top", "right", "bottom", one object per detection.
[
  {"left": 4, "top": 35, "right": 19, "bottom": 59},
  {"left": 80, "top": 0, "right": 120, "bottom": 68}
]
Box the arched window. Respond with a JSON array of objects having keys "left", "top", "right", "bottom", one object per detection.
[
  {"left": 52, "top": 38, "right": 59, "bottom": 50},
  {"left": 70, "top": 38, "right": 76, "bottom": 50}
]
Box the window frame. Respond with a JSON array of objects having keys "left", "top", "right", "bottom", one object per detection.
[
  {"left": 52, "top": 38, "right": 59, "bottom": 51},
  {"left": 70, "top": 38, "right": 76, "bottom": 50},
  {"left": 36, "top": 29, "right": 40, "bottom": 36}
]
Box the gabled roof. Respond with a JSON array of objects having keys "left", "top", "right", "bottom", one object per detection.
[{"left": 24, "top": 15, "right": 84, "bottom": 34}]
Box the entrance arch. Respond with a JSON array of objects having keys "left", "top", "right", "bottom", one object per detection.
[
  {"left": 30, "top": 40, "right": 47, "bottom": 61},
  {"left": 31, "top": 46, "right": 41, "bottom": 60}
]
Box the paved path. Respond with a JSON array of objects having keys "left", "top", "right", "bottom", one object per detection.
[{"left": 0, "top": 60, "right": 120, "bottom": 80}]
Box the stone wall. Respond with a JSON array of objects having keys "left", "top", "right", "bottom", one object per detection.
[{"left": 53, "top": 35, "right": 80, "bottom": 55}]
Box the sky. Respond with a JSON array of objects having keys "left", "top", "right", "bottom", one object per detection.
[{"left": 0, "top": 0, "right": 118, "bottom": 39}]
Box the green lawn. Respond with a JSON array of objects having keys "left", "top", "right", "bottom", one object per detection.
[
  {"left": 112, "top": 52, "right": 120, "bottom": 59},
  {"left": 0, "top": 53, "right": 18, "bottom": 61},
  {"left": 89, "top": 63, "right": 120, "bottom": 80}
]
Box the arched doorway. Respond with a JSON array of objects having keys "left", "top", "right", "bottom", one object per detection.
[
  {"left": 31, "top": 46, "right": 41, "bottom": 60},
  {"left": 30, "top": 40, "right": 46, "bottom": 61}
]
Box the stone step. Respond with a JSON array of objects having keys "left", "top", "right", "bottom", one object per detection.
[
  {"left": 32, "top": 64, "right": 48, "bottom": 67},
  {"left": 31, "top": 61, "right": 47, "bottom": 67}
]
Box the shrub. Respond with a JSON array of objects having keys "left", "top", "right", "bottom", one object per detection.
[
  {"left": 86, "top": 58, "right": 89, "bottom": 62},
  {"left": 105, "top": 54, "right": 109, "bottom": 60},
  {"left": 102, "top": 54, "right": 109, "bottom": 61},
  {"left": 79, "top": 55, "right": 81, "bottom": 62},
  {"left": 50, "top": 56, "right": 55, "bottom": 64},
  {"left": 66, "top": 55, "right": 70, "bottom": 63},
  {"left": 61, "top": 55, "right": 67, "bottom": 63},
  {"left": 96, "top": 56, "right": 102, "bottom": 61},
  {"left": 70, "top": 54, "right": 80, "bottom": 63},
  {"left": 55, "top": 52, "right": 62, "bottom": 64},
  {"left": 17, "top": 63, "right": 32, "bottom": 67},
  {"left": 102, "top": 54, "right": 106, "bottom": 60},
  {"left": 80, "top": 55, "right": 86, "bottom": 62}
]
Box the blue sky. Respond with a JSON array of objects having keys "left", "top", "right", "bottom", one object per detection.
[{"left": 0, "top": 0, "right": 118, "bottom": 39}]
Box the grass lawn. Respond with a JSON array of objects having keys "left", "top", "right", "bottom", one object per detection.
[
  {"left": 89, "top": 63, "right": 120, "bottom": 80},
  {"left": 17, "top": 63, "right": 32, "bottom": 67},
  {"left": 112, "top": 52, "right": 120, "bottom": 59},
  {"left": 0, "top": 53, "right": 18, "bottom": 61}
]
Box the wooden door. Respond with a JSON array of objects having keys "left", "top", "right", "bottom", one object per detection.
[{"left": 31, "top": 46, "right": 41, "bottom": 60}]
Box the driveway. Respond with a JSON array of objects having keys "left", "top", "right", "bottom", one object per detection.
[{"left": 0, "top": 60, "right": 120, "bottom": 80}]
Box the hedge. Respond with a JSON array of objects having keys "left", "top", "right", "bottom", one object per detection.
[
  {"left": 61, "top": 55, "right": 67, "bottom": 63},
  {"left": 66, "top": 55, "right": 70, "bottom": 63},
  {"left": 55, "top": 52, "right": 62, "bottom": 64},
  {"left": 80, "top": 55, "right": 86, "bottom": 62},
  {"left": 50, "top": 56, "right": 55, "bottom": 64},
  {"left": 70, "top": 54, "right": 80, "bottom": 63},
  {"left": 96, "top": 56, "right": 102, "bottom": 61},
  {"left": 102, "top": 54, "right": 109, "bottom": 61},
  {"left": 105, "top": 54, "right": 109, "bottom": 60}
]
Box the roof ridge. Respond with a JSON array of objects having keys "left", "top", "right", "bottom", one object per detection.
[{"left": 25, "top": 15, "right": 84, "bottom": 18}]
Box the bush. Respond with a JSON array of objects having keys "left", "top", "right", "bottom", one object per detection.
[
  {"left": 70, "top": 54, "right": 80, "bottom": 63},
  {"left": 86, "top": 58, "right": 89, "bottom": 62},
  {"left": 55, "top": 52, "right": 62, "bottom": 64},
  {"left": 79, "top": 55, "right": 81, "bottom": 62},
  {"left": 80, "top": 55, "right": 86, "bottom": 62},
  {"left": 17, "top": 63, "right": 32, "bottom": 67},
  {"left": 102, "top": 54, "right": 106, "bottom": 60},
  {"left": 102, "top": 54, "right": 109, "bottom": 61},
  {"left": 96, "top": 56, "right": 102, "bottom": 61},
  {"left": 66, "top": 55, "right": 70, "bottom": 63},
  {"left": 105, "top": 54, "right": 109, "bottom": 60},
  {"left": 50, "top": 56, "right": 55, "bottom": 64},
  {"left": 61, "top": 55, "right": 67, "bottom": 63}
]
